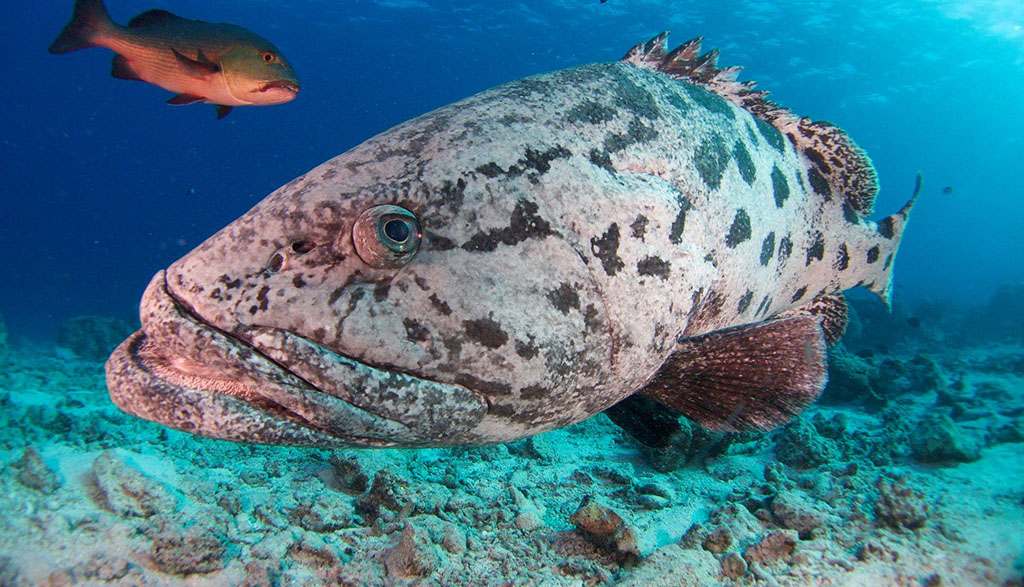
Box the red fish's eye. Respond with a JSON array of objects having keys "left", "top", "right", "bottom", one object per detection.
[{"left": 262, "top": 52, "right": 274, "bottom": 62}]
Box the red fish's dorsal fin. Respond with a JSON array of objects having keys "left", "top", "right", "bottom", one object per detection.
[
  {"left": 622, "top": 33, "right": 879, "bottom": 217},
  {"left": 128, "top": 9, "right": 183, "bottom": 29}
]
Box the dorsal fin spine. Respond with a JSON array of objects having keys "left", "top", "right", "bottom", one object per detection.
[{"left": 622, "top": 32, "right": 879, "bottom": 217}]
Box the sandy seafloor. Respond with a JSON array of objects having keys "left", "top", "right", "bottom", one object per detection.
[{"left": 1, "top": 291, "right": 1022, "bottom": 586}]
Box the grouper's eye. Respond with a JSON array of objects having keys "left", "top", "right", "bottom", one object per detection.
[{"left": 352, "top": 205, "right": 421, "bottom": 268}]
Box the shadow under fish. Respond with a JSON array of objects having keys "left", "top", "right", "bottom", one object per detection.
[{"left": 49, "top": 0, "right": 299, "bottom": 119}]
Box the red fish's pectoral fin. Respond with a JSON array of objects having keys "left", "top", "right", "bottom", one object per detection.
[
  {"left": 171, "top": 47, "right": 220, "bottom": 79},
  {"left": 167, "top": 93, "right": 204, "bottom": 105},
  {"left": 775, "top": 294, "right": 848, "bottom": 347},
  {"left": 640, "top": 315, "right": 827, "bottom": 432},
  {"left": 111, "top": 55, "right": 143, "bottom": 81},
  {"left": 215, "top": 105, "right": 233, "bottom": 119}
]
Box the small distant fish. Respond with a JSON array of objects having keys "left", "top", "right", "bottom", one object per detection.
[
  {"left": 48, "top": 0, "right": 299, "bottom": 119},
  {"left": 942, "top": 186, "right": 953, "bottom": 195},
  {"left": 907, "top": 317, "right": 921, "bottom": 328}
]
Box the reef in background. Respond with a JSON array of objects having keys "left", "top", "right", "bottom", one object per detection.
[{"left": 0, "top": 287, "right": 1022, "bottom": 585}]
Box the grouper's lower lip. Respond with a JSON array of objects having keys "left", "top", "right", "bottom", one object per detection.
[{"left": 105, "top": 271, "right": 486, "bottom": 447}]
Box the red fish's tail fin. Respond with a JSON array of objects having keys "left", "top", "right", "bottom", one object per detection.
[
  {"left": 857, "top": 174, "right": 921, "bottom": 308},
  {"left": 48, "top": 0, "right": 114, "bottom": 54}
]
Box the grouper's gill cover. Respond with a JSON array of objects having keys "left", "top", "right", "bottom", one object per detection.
[{"left": 106, "top": 33, "right": 917, "bottom": 447}]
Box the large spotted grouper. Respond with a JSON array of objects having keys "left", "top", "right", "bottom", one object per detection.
[{"left": 106, "top": 34, "right": 916, "bottom": 448}]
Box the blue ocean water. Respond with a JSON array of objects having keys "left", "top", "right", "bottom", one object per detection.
[{"left": 1, "top": 0, "right": 1022, "bottom": 339}]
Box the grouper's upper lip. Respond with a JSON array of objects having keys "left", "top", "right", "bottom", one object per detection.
[{"left": 106, "top": 271, "right": 487, "bottom": 447}]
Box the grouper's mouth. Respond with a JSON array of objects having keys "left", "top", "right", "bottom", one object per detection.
[
  {"left": 105, "top": 272, "right": 487, "bottom": 447},
  {"left": 258, "top": 80, "right": 300, "bottom": 94}
]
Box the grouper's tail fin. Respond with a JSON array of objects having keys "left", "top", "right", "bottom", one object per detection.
[
  {"left": 48, "top": 0, "right": 114, "bottom": 54},
  {"left": 859, "top": 173, "right": 921, "bottom": 307}
]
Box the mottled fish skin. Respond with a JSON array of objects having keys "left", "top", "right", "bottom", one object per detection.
[{"left": 106, "top": 37, "right": 911, "bottom": 447}]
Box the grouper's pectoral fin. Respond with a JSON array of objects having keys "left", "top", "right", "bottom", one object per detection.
[
  {"left": 171, "top": 47, "right": 220, "bottom": 79},
  {"left": 638, "top": 315, "right": 827, "bottom": 432}
]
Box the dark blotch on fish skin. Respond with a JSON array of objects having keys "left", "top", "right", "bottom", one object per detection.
[
  {"left": 565, "top": 100, "right": 618, "bottom": 125},
  {"left": 454, "top": 374, "right": 512, "bottom": 397},
  {"left": 498, "top": 113, "right": 529, "bottom": 126},
  {"left": 429, "top": 293, "right": 452, "bottom": 316},
  {"left": 220, "top": 275, "right": 242, "bottom": 290},
  {"left": 476, "top": 162, "right": 504, "bottom": 178},
  {"left": 611, "top": 69, "right": 661, "bottom": 120},
  {"left": 877, "top": 217, "right": 896, "bottom": 239},
  {"left": 463, "top": 318, "right": 509, "bottom": 349},
  {"left": 807, "top": 166, "right": 831, "bottom": 199},
  {"left": 760, "top": 232, "right": 776, "bottom": 266},
  {"left": 637, "top": 256, "right": 671, "bottom": 279},
  {"left": 292, "top": 275, "right": 306, "bottom": 288},
  {"left": 669, "top": 196, "right": 692, "bottom": 244},
  {"left": 664, "top": 91, "right": 691, "bottom": 117},
  {"left": 373, "top": 282, "right": 391, "bottom": 302},
  {"left": 683, "top": 83, "right": 735, "bottom": 120},
  {"left": 867, "top": 245, "right": 880, "bottom": 264},
  {"left": 755, "top": 294, "right": 772, "bottom": 317},
  {"left": 424, "top": 230, "right": 457, "bottom": 252},
  {"left": 778, "top": 235, "right": 793, "bottom": 263},
  {"left": 583, "top": 304, "right": 602, "bottom": 334},
  {"left": 843, "top": 202, "right": 860, "bottom": 224},
  {"left": 804, "top": 148, "right": 830, "bottom": 173},
  {"left": 604, "top": 117, "right": 659, "bottom": 153},
  {"left": 738, "top": 290, "right": 754, "bottom": 313},
  {"left": 403, "top": 318, "right": 430, "bottom": 342},
  {"left": 517, "top": 145, "right": 572, "bottom": 176},
  {"left": 591, "top": 223, "right": 624, "bottom": 276},
  {"left": 791, "top": 286, "right": 808, "bottom": 303},
  {"left": 725, "top": 209, "right": 752, "bottom": 248},
  {"left": 520, "top": 385, "right": 549, "bottom": 400},
  {"left": 884, "top": 253, "right": 894, "bottom": 270},
  {"left": 746, "top": 123, "right": 760, "bottom": 145},
  {"left": 806, "top": 231, "right": 825, "bottom": 266},
  {"left": 547, "top": 282, "right": 581, "bottom": 315},
  {"left": 694, "top": 132, "right": 730, "bottom": 191},
  {"left": 463, "top": 200, "right": 553, "bottom": 252},
  {"left": 256, "top": 286, "right": 270, "bottom": 312},
  {"left": 589, "top": 149, "right": 615, "bottom": 173},
  {"left": 733, "top": 141, "right": 757, "bottom": 185},
  {"left": 475, "top": 146, "right": 572, "bottom": 180},
  {"left": 439, "top": 177, "right": 466, "bottom": 209},
  {"left": 836, "top": 243, "right": 850, "bottom": 271},
  {"left": 631, "top": 215, "right": 648, "bottom": 240},
  {"left": 755, "top": 117, "right": 785, "bottom": 152},
  {"left": 771, "top": 165, "right": 790, "bottom": 208},
  {"left": 515, "top": 338, "right": 539, "bottom": 360},
  {"left": 328, "top": 286, "right": 346, "bottom": 306}
]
